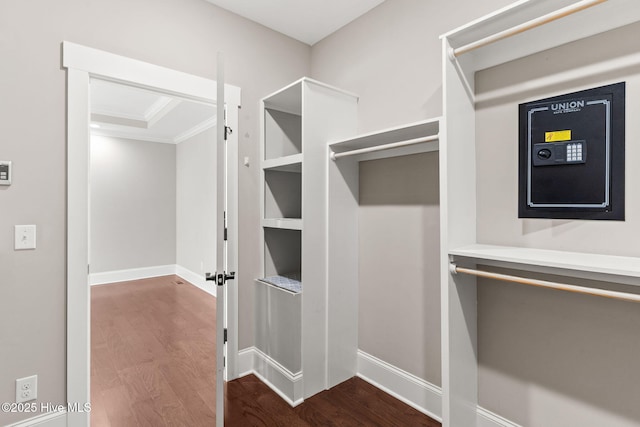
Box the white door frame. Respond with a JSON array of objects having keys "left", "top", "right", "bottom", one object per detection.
[{"left": 63, "top": 41, "right": 240, "bottom": 427}]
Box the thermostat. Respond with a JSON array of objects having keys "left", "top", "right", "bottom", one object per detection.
[{"left": 0, "top": 161, "right": 11, "bottom": 186}]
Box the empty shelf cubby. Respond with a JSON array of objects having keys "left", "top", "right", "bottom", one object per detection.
[
  {"left": 264, "top": 108, "right": 302, "bottom": 161},
  {"left": 263, "top": 227, "right": 302, "bottom": 280},
  {"left": 264, "top": 169, "right": 302, "bottom": 220}
]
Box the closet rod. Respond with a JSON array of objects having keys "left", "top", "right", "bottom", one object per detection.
[
  {"left": 451, "top": 0, "right": 607, "bottom": 58},
  {"left": 330, "top": 134, "right": 439, "bottom": 160},
  {"left": 449, "top": 263, "right": 640, "bottom": 304}
]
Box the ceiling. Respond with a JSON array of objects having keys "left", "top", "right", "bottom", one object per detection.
[
  {"left": 204, "top": 0, "right": 386, "bottom": 45},
  {"left": 90, "top": 79, "right": 216, "bottom": 144}
]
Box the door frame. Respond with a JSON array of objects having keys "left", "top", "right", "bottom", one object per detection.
[{"left": 63, "top": 41, "right": 240, "bottom": 426}]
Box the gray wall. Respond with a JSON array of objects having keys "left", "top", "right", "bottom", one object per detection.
[
  {"left": 359, "top": 152, "right": 440, "bottom": 384},
  {"left": 311, "top": 0, "right": 512, "bottom": 387},
  {"left": 311, "top": 0, "right": 513, "bottom": 134},
  {"left": 310, "top": 1, "right": 640, "bottom": 425},
  {"left": 90, "top": 135, "right": 176, "bottom": 273},
  {"left": 176, "top": 129, "right": 216, "bottom": 276},
  {"left": 474, "top": 21, "right": 640, "bottom": 426},
  {"left": 0, "top": 0, "right": 309, "bottom": 422}
]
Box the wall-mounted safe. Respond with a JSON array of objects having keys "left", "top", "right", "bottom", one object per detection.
[{"left": 518, "top": 82, "right": 625, "bottom": 220}]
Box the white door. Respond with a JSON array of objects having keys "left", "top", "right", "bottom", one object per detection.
[{"left": 214, "top": 52, "right": 237, "bottom": 427}]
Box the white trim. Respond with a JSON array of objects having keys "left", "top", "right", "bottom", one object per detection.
[
  {"left": 356, "top": 350, "right": 442, "bottom": 422},
  {"left": 237, "top": 347, "right": 304, "bottom": 407},
  {"left": 66, "top": 67, "right": 91, "bottom": 427},
  {"left": 144, "top": 96, "right": 174, "bottom": 122},
  {"left": 356, "top": 350, "right": 522, "bottom": 427},
  {"left": 175, "top": 264, "right": 216, "bottom": 297},
  {"left": 4, "top": 411, "right": 67, "bottom": 427},
  {"left": 238, "top": 347, "right": 255, "bottom": 377},
  {"left": 87, "top": 264, "right": 217, "bottom": 297},
  {"left": 174, "top": 116, "right": 216, "bottom": 143},
  {"left": 63, "top": 42, "right": 241, "bottom": 106},
  {"left": 477, "top": 406, "right": 523, "bottom": 427},
  {"left": 89, "top": 265, "right": 176, "bottom": 286}
]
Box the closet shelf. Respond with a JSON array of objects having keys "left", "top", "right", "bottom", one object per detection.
[
  {"left": 449, "top": 244, "right": 640, "bottom": 285},
  {"left": 255, "top": 278, "right": 302, "bottom": 295},
  {"left": 442, "top": 0, "right": 640, "bottom": 72},
  {"left": 263, "top": 154, "right": 302, "bottom": 172},
  {"left": 262, "top": 218, "right": 303, "bottom": 230},
  {"left": 329, "top": 117, "right": 440, "bottom": 161}
]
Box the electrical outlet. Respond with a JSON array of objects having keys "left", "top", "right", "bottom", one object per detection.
[{"left": 16, "top": 375, "right": 37, "bottom": 403}]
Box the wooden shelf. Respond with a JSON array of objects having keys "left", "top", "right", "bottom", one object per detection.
[
  {"left": 329, "top": 118, "right": 439, "bottom": 161},
  {"left": 442, "top": 0, "right": 640, "bottom": 72},
  {"left": 263, "top": 154, "right": 302, "bottom": 172},
  {"left": 450, "top": 244, "right": 640, "bottom": 285},
  {"left": 262, "top": 218, "right": 303, "bottom": 231}
]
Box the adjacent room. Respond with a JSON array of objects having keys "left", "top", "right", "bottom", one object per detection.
[
  {"left": 2, "top": 1, "right": 640, "bottom": 427},
  {"left": 88, "top": 79, "right": 220, "bottom": 425}
]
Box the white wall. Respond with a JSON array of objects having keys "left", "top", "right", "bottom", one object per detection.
[
  {"left": 90, "top": 135, "right": 177, "bottom": 273},
  {"left": 0, "top": 0, "right": 309, "bottom": 423},
  {"left": 176, "top": 129, "right": 216, "bottom": 277}
]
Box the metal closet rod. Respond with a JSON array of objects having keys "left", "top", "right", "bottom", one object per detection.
[
  {"left": 451, "top": 0, "right": 607, "bottom": 58},
  {"left": 330, "top": 134, "right": 439, "bottom": 161},
  {"left": 449, "top": 263, "right": 640, "bottom": 304}
]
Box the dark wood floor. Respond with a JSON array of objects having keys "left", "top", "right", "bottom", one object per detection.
[
  {"left": 91, "top": 275, "right": 441, "bottom": 426},
  {"left": 226, "top": 374, "right": 440, "bottom": 427}
]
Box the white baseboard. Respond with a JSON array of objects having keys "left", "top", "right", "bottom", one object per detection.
[
  {"left": 356, "top": 350, "right": 521, "bottom": 427},
  {"left": 88, "top": 264, "right": 217, "bottom": 297},
  {"left": 5, "top": 410, "right": 67, "bottom": 427},
  {"left": 357, "top": 350, "right": 443, "bottom": 422},
  {"left": 477, "top": 406, "right": 522, "bottom": 427},
  {"left": 237, "top": 347, "right": 303, "bottom": 407},
  {"left": 89, "top": 264, "right": 175, "bottom": 285},
  {"left": 238, "top": 347, "right": 255, "bottom": 377},
  {"left": 175, "top": 265, "right": 216, "bottom": 297}
]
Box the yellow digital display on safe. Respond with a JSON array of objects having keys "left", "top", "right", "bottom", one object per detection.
[{"left": 545, "top": 130, "right": 572, "bottom": 142}]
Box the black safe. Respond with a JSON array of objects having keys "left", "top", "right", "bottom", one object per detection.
[{"left": 518, "top": 82, "right": 625, "bottom": 220}]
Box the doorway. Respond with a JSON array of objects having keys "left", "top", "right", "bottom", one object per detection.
[
  {"left": 88, "top": 78, "right": 219, "bottom": 424},
  {"left": 64, "top": 42, "right": 240, "bottom": 427}
]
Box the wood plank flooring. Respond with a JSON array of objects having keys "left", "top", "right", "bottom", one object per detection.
[{"left": 91, "top": 275, "right": 441, "bottom": 426}]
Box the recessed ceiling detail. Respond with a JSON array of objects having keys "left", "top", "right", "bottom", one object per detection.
[
  {"left": 204, "top": 0, "right": 386, "bottom": 45},
  {"left": 90, "top": 79, "right": 216, "bottom": 144}
]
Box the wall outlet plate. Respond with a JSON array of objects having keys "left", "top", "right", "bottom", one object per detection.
[
  {"left": 14, "top": 225, "right": 36, "bottom": 250},
  {"left": 16, "top": 375, "right": 37, "bottom": 403}
]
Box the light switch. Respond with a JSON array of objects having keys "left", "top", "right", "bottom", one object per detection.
[{"left": 15, "top": 225, "right": 36, "bottom": 250}]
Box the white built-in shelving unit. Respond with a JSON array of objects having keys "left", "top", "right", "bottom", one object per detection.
[
  {"left": 440, "top": 1, "right": 640, "bottom": 426},
  {"left": 256, "top": 77, "right": 358, "bottom": 404},
  {"left": 329, "top": 117, "right": 440, "bottom": 161}
]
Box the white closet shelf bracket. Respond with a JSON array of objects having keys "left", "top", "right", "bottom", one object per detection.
[
  {"left": 330, "top": 134, "right": 439, "bottom": 161},
  {"left": 449, "top": 0, "right": 607, "bottom": 59},
  {"left": 449, "top": 263, "right": 640, "bottom": 304}
]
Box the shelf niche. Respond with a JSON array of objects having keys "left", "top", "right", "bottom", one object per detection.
[
  {"left": 264, "top": 169, "right": 302, "bottom": 220},
  {"left": 263, "top": 228, "right": 301, "bottom": 280}
]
